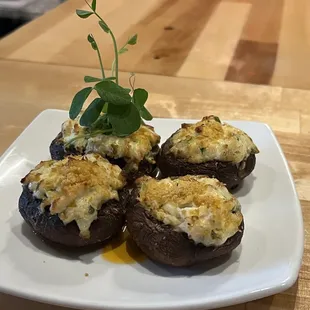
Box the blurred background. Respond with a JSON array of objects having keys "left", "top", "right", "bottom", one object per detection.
[
  {"left": 0, "top": 0, "right": 64, "bottom": 38},
  {"left": 1, "top": 0, "right": 309, "bottom": 90}
]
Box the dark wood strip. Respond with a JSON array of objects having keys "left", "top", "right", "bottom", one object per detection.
[
  {"left": 225, "top": 40, "right": 278, "bottom": 85},
  {"left": 225, "top": 0, "right": 284, "bottom": 85},
  {"left": 134, "top": 0, "right": 221, "bottom": 76}
]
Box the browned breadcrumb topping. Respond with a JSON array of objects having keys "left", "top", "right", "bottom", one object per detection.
[
  {"left": 61, "top": 118, "right": 161, "bottom": 171},
  {"left": 136, "top": 175, "right": 243, "bottom": 246},
  {"left": 169, "top": 115, "right": 259, "bottom": 164},
  {"left": 21, "top": 154, "right": 126, "bottom": 238}
]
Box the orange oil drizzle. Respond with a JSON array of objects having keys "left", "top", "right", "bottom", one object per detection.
[{"left": 102, "top": 228, "right": 146, "bottom": 264}]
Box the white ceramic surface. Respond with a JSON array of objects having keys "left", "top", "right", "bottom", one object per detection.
[{"left": 0, "top": 109, "right": 304, "bottom": 310}]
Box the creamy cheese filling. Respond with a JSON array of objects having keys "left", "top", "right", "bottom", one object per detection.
[
  {"left": 61, "top": 118, "right": 160, "bottom": 171},
  {"left": 137, "top": 175, "right": 243, "bottom": 247},
  {"left": 21, "top": 154, "right": 126, "bottom": 238},
  {"left": 168, "top": 116, "right": 259, "bottom": 164}
]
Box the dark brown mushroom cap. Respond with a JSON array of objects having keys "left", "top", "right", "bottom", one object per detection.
[
  {"left": 19, "top": 185, "right": 129, "bottom": 247},
  {"left": 126, "top": 187, "right": 244, "bottom": 267},
  {"left": 157, "top": 133, "right": 256, "bottom": 190}
]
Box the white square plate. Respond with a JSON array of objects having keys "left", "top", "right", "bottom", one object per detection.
[{"left": 0, "top": 109, "right": 303, "bottom": 310}]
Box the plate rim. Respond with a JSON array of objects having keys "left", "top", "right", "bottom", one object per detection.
[{"left": 0, "top": 108, "right": 304, "bottom": 310}]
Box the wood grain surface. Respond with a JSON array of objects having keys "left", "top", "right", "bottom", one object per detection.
[
  {"left": 0, "top": 0, "right": 309, "bottom": 309},
  {"left": 0, "top": 60, "right": 309, "bottom": 310},
  {"left": 1, "top": 0, "right": 310, "bottom": 89}
]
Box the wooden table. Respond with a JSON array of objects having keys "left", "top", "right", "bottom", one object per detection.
[
  {"left": 1, "top": 0, "right": 310, "bottom": 89},
  {"left": 0, "top": 0, "right": 309, "bottom": 310}
]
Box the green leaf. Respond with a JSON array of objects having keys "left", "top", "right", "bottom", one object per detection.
[
  {"left": 84, "top": 76, "right": 102, "bottom": 83},
  {"left": 88, "top": 41, "right": 97, "bottom": 50},
  {"left": 213, "top": 116, "right": 221, "bottom": 123},
  {"left": 133, "top": 89, "right": 152, "bottom": 120},
  {"left": 127, "top": 34, "right": 138, "bottom": 45},
  {"left": 94, "top": 81, "right": 131, "bottom": 105},
  {"left": 119, "top": 47, "right": 128, "bottom": 55},
  {"left": 140, "top": 106, "right": 153, "bottom": 121},
  {"left": 87, "top": 34, "right": 95, "bottom": 43},
  {"left": 91, "top": 0, "right": 96, "bottom": 11},
  {"left": 76, "top": 9, "right": 93, "bottom": 18},
  {"left": 80, "top": 98, "right": 105, "bottom": 126},
  {"left": 90, "top": 42, "right": 97, "bottom": 50},
  {"left": 87, "top": 34, "right": 97, "bottom": 50},
  {"left": 99, "top": 21, "right": 109, "bottom": 33},
  {"left": 108, "top": 103, "right": 141, "bottom": 136},
  {"left": 133, "top": 88, "right": 148, "bottom": 107},
  {"left": 84, "top": 76, "right": 117, "bottom": 83},
  {"left": 69, "top": 87, "right": 93, "bottom": 119}
]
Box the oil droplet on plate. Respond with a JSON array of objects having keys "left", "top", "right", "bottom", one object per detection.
[{"left": 102, "top": 228, "right": 146, "bottom": 264}]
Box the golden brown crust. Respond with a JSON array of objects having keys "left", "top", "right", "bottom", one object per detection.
[
  {"left": 60, "top": 118, "right": 161, "bottom": 170},
  {"left": 126, "top": 185, "right": 244, "bottom": 267},
  {"left": 168, "top": 116, "right": 259, "bottom": 164},
  {"left": 21, "top": 154, "right": 126, "bottom": 237},
  {"left": 135, "top": 176, "right": 242, "bottom": 247},
  {"left": 157, "top": 130, "right": 257, "bottom": 190}
]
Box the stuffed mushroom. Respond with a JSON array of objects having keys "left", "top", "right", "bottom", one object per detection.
[
  {"left": 157, "top": 116, "right": 259, "bottom": 190},
  {"left": 50, "top": 117, "right": 161, "bottom": 182},
  {"left": 19, "top": 154, "right": 128, "bottom": 247},
  {"left": 126, "top": 175, "right": 244, "bottom": 267}
]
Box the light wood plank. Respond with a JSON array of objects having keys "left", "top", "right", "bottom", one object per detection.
[
  {"left": 272, "top": 0, "right": 310, "bottom": 89},
  {"left": 177, "top": 2, "right": 251, "bottom": 80},
  {"left": 1, "top": 0, "right": 310, "bottom": 91},
  {"left": 0, "top": 0, "right": 84, "bottom": 58},
  {"left": 241, "top": 0, "right": 283, "bottom": 43},
  {"left": 7, "top": 1, "right": 122, "bottom": 63},
  {"left": 51, "top": 0, "right": 161, "bottom": 69}
]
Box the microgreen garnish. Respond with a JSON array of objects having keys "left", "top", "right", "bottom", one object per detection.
[
  {"left": 133, "top": 88, "right": 152, "bottom": 121},
  {"left": 79, "top": 98, "right": 105, "bottom": 126},
  {"left": 69, "top": 87, "right": 93, "bottom": 119},
  {"left": 70, "top": 0, "right": 153, "bottom": 137},
  {"left": 213, "top": 116, "right": 221, "bottom": 123}
]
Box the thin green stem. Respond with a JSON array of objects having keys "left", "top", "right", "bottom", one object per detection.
[
  {"left": 111, "top": 59, "right": 115, "bottom": 77},
  {"left": 96, "top": 47, "right": 105, "bottom": 78},
  {"left": 119, "top": 41, "right": 128, "bottom": 53},
  {"left": 93, "top": 18, "right": 118, "bottom": 83},
  {"left": 85, "top": 0, "right": 119, "bottom": 83},
  {"left": 110, "top": 31, "right": 119, "bottom": 84},
  {"left": 85, "top": 0, "right": 93, "bottom": 11},
  {"left": 111, "top": 42, "right": 128, "bottom": 78},
  {"left": 89, "top": 34, "right": 105, "bottom": 78},
  {"left": 97, "top": 17, "right": 118, "bottom": 84}
]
